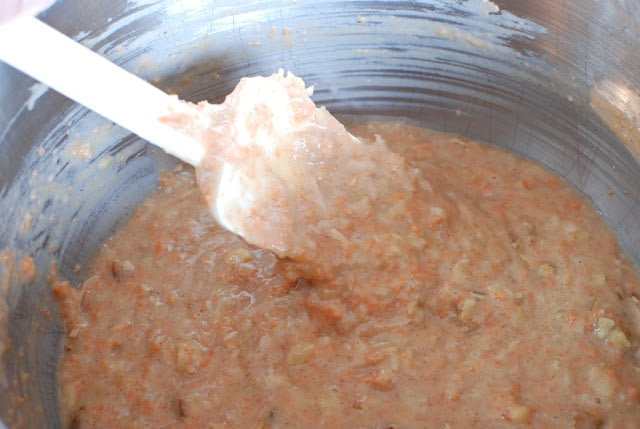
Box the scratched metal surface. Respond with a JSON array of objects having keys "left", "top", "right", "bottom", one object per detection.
[{"left": 0, "top": 0, "right": 639, "bottom": 427}]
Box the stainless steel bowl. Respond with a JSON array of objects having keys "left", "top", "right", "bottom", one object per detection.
[{"left": 1, "top": 1, "right": 639, "bottom": 427}]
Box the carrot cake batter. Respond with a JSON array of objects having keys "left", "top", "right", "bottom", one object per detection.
[{"left": 54, "top": 75, "right": 640, "bottom": 428}]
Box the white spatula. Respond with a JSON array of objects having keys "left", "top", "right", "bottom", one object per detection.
[{"left": 0, "top": 17, "right": 426, "bottom": 280}]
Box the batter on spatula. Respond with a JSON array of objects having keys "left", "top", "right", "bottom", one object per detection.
[{"left": 161, "top": 70, "right": 454, "bottom": 280}]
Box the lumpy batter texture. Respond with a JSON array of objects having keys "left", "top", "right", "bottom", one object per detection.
[{"left": 54, "top": 122, "right": 640, "bottom": 428}]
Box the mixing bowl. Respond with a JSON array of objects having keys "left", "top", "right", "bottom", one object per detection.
[{"left": 1, "top": 0, "right": 639, "bottom": 427}]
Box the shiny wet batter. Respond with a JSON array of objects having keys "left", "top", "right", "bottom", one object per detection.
[{"left": 54, "top": 121, "right": 640, "bottom": 428}]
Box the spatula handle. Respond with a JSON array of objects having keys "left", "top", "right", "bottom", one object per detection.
[{"left": 0, "top": 16, "right": 204, "bottom": 166}]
